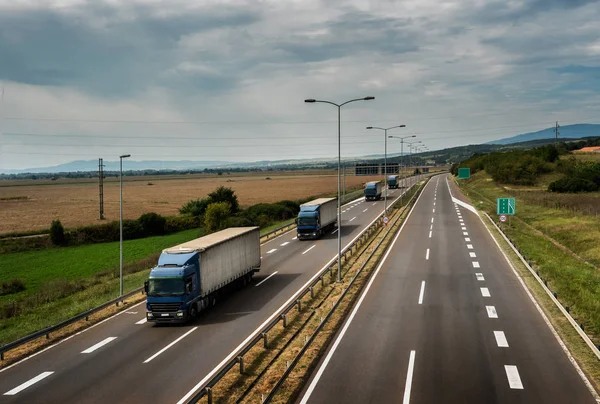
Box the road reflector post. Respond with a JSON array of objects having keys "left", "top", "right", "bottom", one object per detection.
[
  {"left": 46, "top": 333, "right": 50, "bottom": 340},
  {"left": 262, "top": 332, "right": 268, "bottom": 348},
  {"left": 237, "top": 356, "right": 244, "bottom": 374},
  {"left": 281, "top": 314, "right": 287, "bottom": 328},
  {"left": 297, "top": 299, "right": 302, "bottom": 312},
  {"left": 310, "top": 286, "right": 314, "bottom": 298},
  {"left": 206, "top": 387, "right": 213, "bottom": 404}
]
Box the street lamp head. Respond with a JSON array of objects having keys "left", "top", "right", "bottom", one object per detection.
[
  {"left": 363, "top": 96, "right": 375, "bottom": 100},
  {"left": 399, "top": 125, "right": 406, "bottom": 128},
  {"left": 304, "top": 99, "right": 316, "bottom": 103},
  {"left": 120, "top": 154, "right": 131, "bottom": 158},
  {"left": 367, "top": 126, "right": 374, "bottom": 129},
  {"left": 410, "top": 135, "right": 416, "bottom": 138}
]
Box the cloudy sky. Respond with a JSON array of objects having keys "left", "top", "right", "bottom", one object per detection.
[{"left": 1, "top": 0, "right": 599, "bottom": 170}]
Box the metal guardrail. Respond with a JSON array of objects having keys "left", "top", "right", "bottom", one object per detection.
[
  {"left": 483, "top": 212, "right": 600, "bottom": 360},
  {"left": 185, "top": 176, "right": 431, "bottom": 404},
  {"left": 260, "top": 222, "right": 296, "bottom": 241},
  {"left": 261, "top": 178, "right": 427, "bottom": 402},
  {"left": 0, "top": 286, "right": 144, "bottom": 360}
]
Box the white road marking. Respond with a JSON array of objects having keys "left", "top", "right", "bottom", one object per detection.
[
  {"left": 494, "top": 331, "right": 509, "bottom": 347},
  {"left": 461, "top": 226, "right": 467, "bottom": 230},
  {"left": 429, "top": 231, "right": 432, "bottom": 238},
  {"left": 472, "top": 261, "right": 480, "bottom": 268},
  {"left": 465, "top": 238, "right": 471, "bottom": 242},
  {"left": 486, "top": 306, "right": 498, "bottom": 318},
  {"left": 475, "top": 273, "right": 485, "bottom": 281},
  {"left": 418, "top": 281, "right": 426, "bottom": 304},
  {"left": 403, "top": 350, "right": 417, "bottom": 404},
  {"left": 426, "top": 248, "right": 430, "bottom": 260},
  {"left": 136, "top": 318, "right": 147, "bottom": 325},
  {"left": 469, "top": 252, "right": 477, "bottom": 258},
  {"left": 463, "top": 232, "right": 469, "bottom": 236},
  {"left": 481, "top": 287, "right": 491, "bottom": 297},
  {"left": 331, "top": 229, "right": 338, "bottom": 234},
  {"left": 372, "top": 202, "right": 377, "bottom": 206},
  {"left": 505, "top": 365, "right": 524, "bottom": 389},
  {"left": 302, "top": 245, "right": 317, "bottom": 255},
  {"left": 433, "top": 208, "right": 435, "bottom": 213},
  {"left": 433, "top": 202, "right": 436, "bottom": 206},
  {"left": 349, "top": 216, "right": 356, "bottom": 222},
  {"left": 363, "top": 209, "right": 368, "bottom": 212},
  {"left": 431, "top": 218, "right": 434, "bottom": 223},
  {"left": 81, "top": 337, "right": 117, "bottom": 354},
  {"left": 267, "top": 249, "right": 277, "bottom": 254},
  {"left": 4, "top": 372, "right": 54, "bottom": 396},
  {"left": 280, "top": 242, "right": 290, "bottom": 247},
  {"left": 430, "top": 224, "right": 433, "bottom": 230},
  {"left": 255, "top": 271, "right": 279, "bottom": 287},
  {"left": 292, "top": 237, "right": 297, "bottom": 240},
  {"left": 467, "top": 244, "right": 473, "bottom": 249},
  {"left": 144, "top": 327, "right": 198, "bottom": 363}
]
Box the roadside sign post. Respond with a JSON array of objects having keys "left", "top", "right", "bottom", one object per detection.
[
  {"left": 457, "top": 168, "right": 471, "bottom": 179},
  {"left": 497, "top": 198, "right": 515, "bottom": 227},
  {"left": 499, "top": 215, "right": 507, "bottom": 223},
  {"left": 383, "top": 216, "right": 390, "bottom": 226}
]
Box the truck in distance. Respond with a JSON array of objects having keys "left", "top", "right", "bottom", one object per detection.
[
  {"left": 144, "top": 227, "right": 261, "bottom": 323},
  {"left": 364, "top": 181, "right": 383, "bottom": 201},
  {"left": 296, "top": 197, "right": 337, "bottom": 240},
  {"left": 387, "top": 175, "right": 400, "bottom": 189}
]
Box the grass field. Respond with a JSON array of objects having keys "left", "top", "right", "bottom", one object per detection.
[
  {"left": 0, "top": 171, "right": 382, "bottom": 234},
  {"left": 458, "top": 171, "right": 600, "bottom": 341}
]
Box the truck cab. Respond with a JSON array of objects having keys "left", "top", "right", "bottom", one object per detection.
[
  {"left": 388, "top": 175, "right": 399, "bottom": 189},
  {"left": 145, "top": 251, "right": 200, "bottom": 323},
  {"left": 364, "top": 181, "right": 382, "bottom": 201},
  {"left": 297, "top": 205, "right": 322, "bottom": 239}
]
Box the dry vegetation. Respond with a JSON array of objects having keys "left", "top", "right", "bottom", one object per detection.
[{"left": 0, "top": 171, "right": 381, "bottom": 234}]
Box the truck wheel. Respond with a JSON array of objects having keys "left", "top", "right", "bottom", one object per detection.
[{"left": 189, "top": 305, "right": 197, "bottom": 319}]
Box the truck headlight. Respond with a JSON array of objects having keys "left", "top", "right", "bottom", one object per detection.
[
  {"left": 176, "top": 311, "right": 184, "bottom": 317},
  {"left": 147, "top": 312, "right": 153, "bottom": 318}
]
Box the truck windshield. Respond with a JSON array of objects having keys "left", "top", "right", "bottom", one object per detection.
[
  {"left": 298, "top": 216, "right": 317, "bottom": 226},
  {"left": 366, "top": 184, "right": 377, "bottom": 189},
  {"left": 148, "top": 278, "right": 184, "bottom": 296}
]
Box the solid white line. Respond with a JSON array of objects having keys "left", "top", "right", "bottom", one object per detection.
[
  {"left": 349, "top": 216, "right": 356, "bottom": 222},
  {"left": 403, "top": 350, "right": 417, "bottom": 404},
  {"left": 494, "top": 331, "right": 509, "bottom": 347},
  {"left": 429, "top": 231, "right": 432, "bottom": 238},
  {"left": 469, "top": 252, "right": 477, "bottom": 258},
  {"left": 475, "top": 273, "right": 485, "bottom": 281},
  {"left": 298, "top": 178, "right": 430, "bottom": 404},
  {"left": 505, "top": 365, "right": 524, "bottom": 389},
  {"left": 363, "top": 209, "right": 368, "bottom": 212},
  {"left": 426, "top": 248, "right": 430, "bottom": 260},
  {"left": 486, "top": 306, "right": 498, "bottom": 318},
  {"left": 465, "top": 238, "right": 471, "bottom": 242},
  {"left": 481, "top": 287, "right": 491, "bottom": 297},
  {"left": 302, "top": 245, "right": 316, "bottom": 255},
  {"left": 267, "top": 249, "right": 277, "bottom": 254},
  {"left": 136, "top": 318, "right": 148, "bottom": 325},
  {"left": 467, "top": 244, "right": 473, "bottom": 249},
  {"left": 255, "top": 271, "right": 279, "bottom": 287},
  {"left": 418, "top": 281, "right": 426, "bottom": 305},
  {"left": 81, "top": 337, "right": 117, "bottom": 354},
  {"left": 4, "top": 372, "right": 54, "bottom": 395},
  {"left": 144, "top": 327, "right": 198, "bottom": 363},
  {"left": 280, "top": 241, "right": 290, "bottom": 247},
  {"left": 473, "top": 261, "right": 480, "bottom": 268}
]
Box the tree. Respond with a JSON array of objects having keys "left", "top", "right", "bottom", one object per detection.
[
  {"left": 179, "top": 197, "right": 212, "bottom": 217},
  {"left": 204, "top": 202, "right": 231, "bottom": 232},
  {"left": 138, "top": 212, "right": 166, "bottom": 236},
  {"left": 208, "top": 186, "right": 239, "bottom": 213},
  {"left": 50, "top": 219, "right": 67, "bottom": 246}
]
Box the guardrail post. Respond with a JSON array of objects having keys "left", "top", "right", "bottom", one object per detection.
[
  {"left": 206, "top": 387, "right": 213, "bottom": 404},
  {"left": 1, "top": 351, "right": 4, "bottom": 361},
  {"left": 297, "top": 299, "right": 302, "bottom": 312},
  {"left": 46, "top": 333, "right": 50, "bottom": 340},
  {"left": 320, "top": 275, "right": 324, "bottom": 287},
  {"left": 237, "top": 355, "right": 244, "bottom": 374},
  {"left": 281, "top": 314, "right": 287, "bottom": 328},
  {"left": 262, "top": 332, "right": 268, "bottom": 348},
  {"left": 310, "top": 286, "right": 314, "bottom": 298}
]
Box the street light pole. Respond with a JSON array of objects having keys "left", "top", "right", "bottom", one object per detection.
[
  {"left": 406, "top": 140, "right": 421, "bottom": 188},
  {"left": 388, "top": 135, "right": 416, "bottom": 205},
  {"left": 305, "top": 96, "right": 374, "bottom": 283},
  {"left": 366, "top": 125, "right": 406, "bottom": 216},
  {"left": 119, "top": 154, "right": 131, "bottom": 298}
]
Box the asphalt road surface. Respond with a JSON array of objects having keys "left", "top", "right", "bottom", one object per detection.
[
  {"left": 0, "top": 175, "right": 422, "bottom": 404},
  {"left": 298, "top": 175, "right": 598, "bottom": 404}
]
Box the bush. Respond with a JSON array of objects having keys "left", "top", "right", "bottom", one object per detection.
[
  {"left": 138, "top": 212, "right": 166, "bottom": 236},
  {"left": 205, "top": 202, "right": 231, "bottom": 232},
  {"left": 548, "top": 177, "right": 599, "bottom": 193},
  {"left": 50, "top": 219, "right": 67, "bottom": 246},
  {"left": 208, "top": 186, "right": 239, "bottom": 213},
  {"left": 165, "top": 215, "right": 201, "bottom": 233},
  {"left": 0, "top": 279, "right": 26, "bottom": 296},
  {"left": 226, "top": 215, "right": 253, "bottom": 228},
  {"left": 123, "top": 219, "right": 144, "bottom": 240},
  {"left": 179, "top": 197, "right": 212, "bottom": 217}
]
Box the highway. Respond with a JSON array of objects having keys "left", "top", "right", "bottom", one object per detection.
[
  {"left": 0, "top": 176, "right": 419, "bottom": 403},
  {"left": 298, "top": 175, "right": 599, "bottom": 404}
]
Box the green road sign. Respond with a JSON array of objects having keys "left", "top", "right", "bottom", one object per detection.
[
  {"left": 457, "top": 168, "right": 471, "bottom": 179},
  {"left": 497, "top": 198, "right": 516, "bottom": 215}
]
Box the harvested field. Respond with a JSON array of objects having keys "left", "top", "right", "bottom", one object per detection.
[{"left": 0, "top": 171, "right": 382, "bottom": 234}]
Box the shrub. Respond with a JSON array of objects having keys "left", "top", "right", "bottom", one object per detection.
[
  {"left": 179, "top": 197, "right": 212, "bottom": 217},
  {"left": 138, "top": 212, "right": 166, "bottom": 236},
  {"left": 165, "top": 215, "right": 201, "bottom": 233},
  {"left": 0, "top": 279, "right": 26, "bottom": 296},
  {"left": 123, "top": 219, "right": 144, "bottom": 240},
  {"left": 548, "top": 177, "right": 599, "bottom": 193},
  {"left": 208, "top": 186, "right": 239, "bottom": 213},
  {"left": 50, "top": 219, "right": 67, "bottom": 246},
  {"left": 205, "top": 202, "right": 231, "bottom": 232},
  {"left": 226, "top": 216, "right": 253, "bottom": 228}
]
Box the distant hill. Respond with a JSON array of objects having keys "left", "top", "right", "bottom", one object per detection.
[{"left": 488, "top": 124, "right": 600, "bottom": 145}]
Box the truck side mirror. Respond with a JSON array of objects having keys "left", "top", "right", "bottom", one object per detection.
[
  {"left": 144, "top": 280, "right": 149, "bottom": 294},
  {"left": 294, "top": 218, "right": 298, "bottom": 224}
]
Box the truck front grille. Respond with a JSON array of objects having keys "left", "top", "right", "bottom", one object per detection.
[{"left": 149, "top": 303, "right": 181, "bottom": 312}]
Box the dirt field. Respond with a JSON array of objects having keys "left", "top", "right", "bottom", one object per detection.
[{"left": 0, "top": 171, "right": 382, "bottom": 234}]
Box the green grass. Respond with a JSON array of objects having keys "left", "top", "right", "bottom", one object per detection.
[
  {"left": 459, "top": 171, "right": 600, "bottom": 341},
  {"left": 0, "top": 228, "right": 202, "bottom": 304},
  {"left": 260, "top": 219, "right": 295, "bottom": 236}
]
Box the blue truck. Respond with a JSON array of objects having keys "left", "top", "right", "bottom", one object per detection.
[
  {"left": 364, "top": 181, "right": 383, "bottom": 201},
  {"left": 296, "top": 197, "right": 337, "bottom": 240},
  {"left": 144, "top": 227, "right": 261, "bottom": 323},
  {"left": 387, "top": 175, "right": 400, "bottom": 189}
]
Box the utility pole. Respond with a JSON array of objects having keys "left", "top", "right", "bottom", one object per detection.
[
  {"left": 98, "top": 158, "right": 105, "bottom": 220},
  {"left": 555, "top": 121, "right": 560, "bottom": 147}
]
